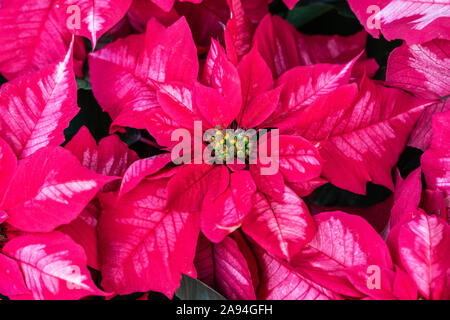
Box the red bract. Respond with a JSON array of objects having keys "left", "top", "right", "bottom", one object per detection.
[
  {"left": 0, "top": 42, "right": 78, "bottom": 159},
  {"left": 1, "top": 0, "right": 448, "bottom": 301},
  {"left": 0, "top": 1, "right": 86, "bottom": 79},
  {"left": 1, "top": 146, "right": 113, "bottom": 232},
  {"left": 422, "top": 111, "right": 450, "bottom": 216},
  {"left": 61, "top": 0, "right": 133, "bottom": 48},
  {"left": 65, "top": 126, "right": 139, "bottom": 184},
  {"left": 291, "top": 211, "right": 393, "bottom": 298},
  {"left": 386, "top": 39, "right": 450, "bottom": 151},
  {"left": 388, "top": 211, "right": 450, "bottom": 300},
  {"left": 90, "top": 18, "right": 323, "bottom": 254},
  {"left": 347, "top": 0, "right": 450, "bottom": 45},
  {"left": 242, "top": 186, "right": 315, "bottom": 261},
  {"left": 253, "top": 15, "right": 378, "bottom": 79},
  {"left": 194, "top": 233, "right": 257, "bottom": 300},
  {"left": 387, "top": 40, "right": 450, "bottom": 101},
  {"left": 89, "top": 17, "right": 198, "bottom": 138},
  {"left": 255, "top": 211, "right": 416, "bottom": 300},
  {"left": 61, "top": 126, "right": 139, "bottom": 269},
  {"left": 1, "top": 232, "right": 105, "bottom": 300},
  {"left": 98, "top": 177, "right": 200, "bottom": 298}
]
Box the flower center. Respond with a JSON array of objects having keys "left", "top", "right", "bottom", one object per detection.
[{"left": 205, "top": 128, "right": 254, "bottom": 163}]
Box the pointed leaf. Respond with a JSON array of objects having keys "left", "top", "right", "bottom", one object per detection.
[
  {"left": 3, "top": 146, "right": 113, "bottom": 232},
  {"left": 256, "top": 247, "right": 343, "bottom": 300},
  {"left": 422, "top": 111, "right": 450, "bottom": 211},
  {"left": 0, "top": 0, "right": 74, "bottom": 79},
  {"left": 201, "top": 170, "right": 256, "bottom": 243},
  {"left": 2, "top": 231, "right": 104, "bottom": 300},
  {"left": 65, "top": 126, "right": 139, "bottom": 177},
  {"left": 347, "top": 0, "right": 450, "bottom": 44},
  {"left": 59, "top": 201, "right": 101, "bottom": 270},
  {"left": 387, "top": 40, "right": 450, "bottom": 100},
  {"left": 242, "top": 186, "right": 315, "bottom": 261},
  {"left": 0, "top": 253, "right": 29, "bottom": 297},
  {"left": 166, "top": 164, "right": 219, "bottom": 212},
  {"left": 99, "top": 179, "right": 200, "bottom": 298},
  {"left": 62, "top": 0, "right": 133, "bottom": 47},
  {"left": 297, "top": 77, "right": 430, "bottom": 194},
  {"left": 0, "top": 42, "right": 78, "bottom": 159},
  {"left": 388, "top": 212, "right": 450, "bottom": 300},
  {"left": 292, "top": 211, "right": 393, "bottom": 297},
  {"left": 119, "top": 153, "right": 172, "bottom": 198}
]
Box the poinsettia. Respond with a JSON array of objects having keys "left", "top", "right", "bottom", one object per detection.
[
  {"left": 60, "top": 126, "right": 139, "bottom": 269},
  {"left": 60, "top": 0, "right": 133, "bottom": 48},
  {"left": 194, "top": 232, "right": 257, "bottom": 300},
  {"left": 127, "top": 0, "right": 270, "bottom": 55},
  {"left": 0, "top": 232, "right": 105, "bottom": 300},
  {"left": 0, "top": 142, "right": 112, "bottom": 299},
  {"left": 388, "top": 210, "right": 450, "bottom": 300},
  {"left": 384, "top": 156, "right": 449, "bottom": 299},
  {"left": 89, "top": 17, "right": 323, "bottom": 260},
  {"left": 0, "top": 0, "right": 85, "bottom": 79},
  {"left": 252, "top": 15, "right": 379, "bottom": 79},
  {"left": 253, "top": 211, "right": 418, "bottom": 300},
  {"left": 422, "top": 111, "right": 450, "bottom": 218},
  {"left": 347, "top": 0, "right": 450, "bottom": 45},
  {"left": 0, "top": 40, "right": 78, "bottom": 159},
  {"left": 386, "top": 39, "right": 450, "bottom": 151},
  {"left": 98, "top": 173, "right": 200, "bottom": 298}
]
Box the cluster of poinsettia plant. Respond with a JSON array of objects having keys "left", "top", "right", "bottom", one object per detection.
[{"left": 0, "top": 0, "right": 448, "bottom": 300}]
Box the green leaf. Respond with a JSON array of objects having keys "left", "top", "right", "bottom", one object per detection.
[
  {"left": 287, "top": 4, "right": 334, "bottom": 28},
  {"left": 76, "top": 75, "right": 92, "bottom": 91},
  {"left": 175, "top": 275, "right": 226, "bottom": 300}
]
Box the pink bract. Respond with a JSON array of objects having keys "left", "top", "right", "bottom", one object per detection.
[{"left": 347, "top": 0, "right": 450, "bottom": 45}]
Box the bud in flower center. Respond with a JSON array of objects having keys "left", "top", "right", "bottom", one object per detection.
[{"left": 204, "top": 127, "right": 256, "bottom": 164}]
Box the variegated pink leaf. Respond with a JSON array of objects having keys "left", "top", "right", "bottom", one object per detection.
[
  {"left": 408, "top": 101, "right": 449, "bottom": 151},
  {"left": 65, "top": 126, "right": 139, "bottom": 178},
  {"left": 194, "top": 234, "right": 256, "bottom": 300},
  {"left": 387, "top": 39, "right": 450, "bottom": 100},
  {"left": 390, "top": 168, "right": 423, "bottom": 228},
  {"left": 292, "top": 211, "right": 393, "bottom": 298},
  {"left": 296, "top": 77, "right": 429, "bottom": 194},
  {"left": 89, "top": 18, "right": 198, "bottom": 139},
  {"left": 118, "top": 153, "right": 172, "bottom": 198},
  {"left": 264, "top": 135, "right": 323, "bottom": 183},
  {"left": 99, "top": 179, "right": 200, "bottom": 298},
  {"left": 255, "top": 246, "right": 344, "bottom": 300},
  {"left": 2, "top": 146, "right": 113, "bottom": 232},
  {"left": 242, "top": 186, "right": 315, "bottom": 261},
  {"left": 224, "top": 0, "right": 255, "bottom": 64},
  {"left": 2, "top": 232, "right": 104, "bottom": 300},
  {"left": 0, "top": 42, "right": 78, "bottom": 159},
  {"left": 422, "top": 111, "right": 450, "bottom": 211},
  {"left": 166, "top": 164, "right": 220, "bottom": 212},
  {"left": 347, "top": 0, "right": 450, "bottom": 45},
  {"left": 345, "top": 265, "right": 418, "bottom": 300},
  {"left": 0, "top": 253, "right": 30, "bottom": 297},
  {"left": 62, "top": 0, "right": 133, "bottom": 47},
  {"left": 254, "top": 15, "right": 376, "bottom": 78},
  {"left": 59, "top": 201, "right": 101, "bottom": 270},
  {"left": 265, "top": 58, "right": 359, "bottom": 130},
  {"left": 0, "top": 137, "right": 16, "bottom": 202},
  {"left": 0, "top": 0, "right": 83, "bottom": 79},
  {"left": 388, "top": 212, "right": 450, "bottom": 300},
  {"left": 201, "top": 170, "right": 256, "bottom": 243}
]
